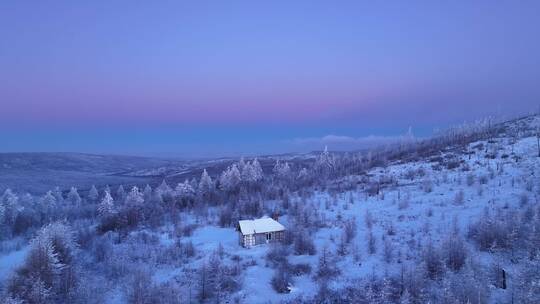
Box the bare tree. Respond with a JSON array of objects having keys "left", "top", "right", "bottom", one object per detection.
[
  {"left": 536, "top": 126, "right": 540, "bottom": 157},
  {"left": 367, "top": 229, "right": 377, "bottom": 255}
]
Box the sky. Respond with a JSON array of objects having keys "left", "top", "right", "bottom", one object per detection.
[{"left": 1, "top": 1, "right": 539, "bottom": 158}]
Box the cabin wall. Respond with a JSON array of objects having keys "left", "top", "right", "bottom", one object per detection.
[
  {"left": 242, "top": 233, "right": 256, "bottom": 247},
  {"left": 273, "top": 231, "right": 285, "bottom": 242},
  {"left": 240, "top": 230, "right": 286, "bottom": 248}
]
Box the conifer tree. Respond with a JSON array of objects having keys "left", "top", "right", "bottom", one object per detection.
[{"left": 88, "top": 185, "right": 99, "bottom": 202}]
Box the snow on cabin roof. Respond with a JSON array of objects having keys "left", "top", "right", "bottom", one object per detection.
[{"left": 238, "top": 217, "right": 285, "bottom": 235}]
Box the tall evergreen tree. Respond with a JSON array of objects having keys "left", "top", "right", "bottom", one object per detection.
[
  {"left": 198, "top": 169, "right": 214, "bottom": 196},
  {"left": 67, "top": 187, "right": 81, "bottom": 205},
  {"left": 88, "top": 185, "right": 99, "bottom": 202},
  {"left": 98, "top": 191, "right": 115, "bottom": 217},
  {"left": 116, "top": 185, "right": 126, "bottom": 203}
]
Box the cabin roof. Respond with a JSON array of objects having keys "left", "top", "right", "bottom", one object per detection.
[{"left": 238, "top": 217, "right": 285, "bottom": 235}]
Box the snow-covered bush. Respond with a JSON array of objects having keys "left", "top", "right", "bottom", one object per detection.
[
  {"left": 293, "top": 230, "right": 316, "bottom": 255},
  {"left": 423, "top": 240, "right": 444, "bottom": 280},
  {"left": 272, "top": 265, "right": 292, "bottom": 294},
  {"left": 441, "top": 234, "right": 467, "bottom": 271}
]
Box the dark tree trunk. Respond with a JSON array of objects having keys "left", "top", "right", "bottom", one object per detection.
[{"left": 502, "top": 269, "right": 507, "bottom": 289}]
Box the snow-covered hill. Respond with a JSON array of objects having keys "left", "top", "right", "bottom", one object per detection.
[{"left": 1, "top": 114, "right": 539, "bottom": 304}]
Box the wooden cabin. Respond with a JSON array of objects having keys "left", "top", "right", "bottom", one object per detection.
[{"left": 238, "top": 217, "right": 285, "bottom": 248}]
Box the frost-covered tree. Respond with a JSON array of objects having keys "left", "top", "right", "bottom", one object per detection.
[
  {"left": 52, "top": 186, "right": 64, "bottom": 204},
  {"left": 40, "top": 190, "right": 57, "bottom": 217},
  {"left": 383, "top": 238, "right": 394, "bottom": 263},
  {"left": 219, "top": 165, "right": 241, "bottom": 193},
  {"left": 176, "top": 180, "right": 195, "bottom": 207},
  {"left": 251, "top": 158, "right": 263, "bottom": 181},
  {"left": 127, "top": 269, "right": 152, "bottom": 304},
  {"left": 423, "top": 240, "right": 443, "bottom": 280},
  {"left": 238, "top": 157, "right": 246, "bottom": 172},
  {"left": 98, "top": 191, "right": 115, "bottom": 217},
  {"left": 344, "top": 217, "right": 357, "bottom": 243},
  {"left": 177, "top": 180, "right": 195, "bottom": 197},
  {"left": 197, "top": 260, "right": 212, "bottom": 301},
  {"left": 240, "top": 159, "right": 263, "bottom": 185},
  {"left": 315, "top": 246, "right": 340, "bottom": 280},
  {"left": 198, "top": 169, "right": 214, "bottom": 196},
  {"left": 156, "top": 180, "right": 172, "bottom": 196},
  {"left": 273, "top": 160, "right": 292, "bottom": 181},
  {"left": 116, "top": 185, "right": 126, "bottom": 203},
  {"left": 1, "top": 189, "right": 21, "bottom": 225},
  {"left": 442, "top": 234, "right": 467, "bottom": 271},
  {"left": 314, "top": 146, "right": 335, "bottom": 177},
  {"left": 125, "top": 186, "right": 144, "bottom": 207},
  {"left": 241, "top": 162, "right": 256, "bottom": 183},
  {"left": 143, "top": 184, "right": 152, "bottom": 202},
  {"left": 293, "top": 230, "right": 316, "bottom": 255},
  {"left": 67, "top": 187, "right": 81, "bottom": 205},
  {"left": 229, "top": 164, "right": 242, "bottom": 188},
  {"left": 297, "top": 168, "right": 310, "bottom": 184},
  {"left": 367, "top": 229, "right": 376, "bottom": 254},
  {"left": 8, "top": 222, "right": 78, "bottom": 303},
  {"left": 0, "top": 202, "right": 4, "bottom": 225},
  {"left": 536, "top": 126, "right": 540, "bottom": 157},
  {"left": 123, "top": 186, "right": 145, "bottom": 226},
  {"left": 88, "top": 185, "right": 99, "bottom": 202}
]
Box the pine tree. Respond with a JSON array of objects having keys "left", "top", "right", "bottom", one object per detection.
[
  {"left": 143, "top": 184, "right": 152, "bottom": 203},
  {"left": 1, "top": 189, "right": 21, "bottom": 224},
  {"left": 219, "top": 165, "right": 241, "bottom": 192},
  {"left": 9, "top": 222, "right": 78, "bottom": 303},
  {"left": 156, "top": 180, "right": 172, "bottom": 196},
  {"left": 315, "top": 246, "right": 340, "bottom": 280},
  {"left": 67, "top": 187, "right": 81, "bottom": 205},
  {"left": 315, "top": 146, "right": 335, "bottom": 177},
  {"left": 116, "top": 185, "right": 126, "bottom": 203},
  {"left": 241, "top": 162, "right": 256, "bottom": 183},
  {"left": 176, "top": 180, "right": 195, "bottom": 200},
  {"left": 103, "top": 184, "right": 111, "bottom": 195},
  {"left": 198, "top": 169, "right": 214, "bottom": 195},
  {"left": 273, "top": 159, "right": 281, "bottom": 176},
  {"left": 41, "top": 191, "right": 57, "bottom": 216},
  {"left": 198, "top": 261, "right": 211, "bottom": 301},
  {"left": 88, "top": 185, "right": 99, "bottom": 202},
  {"left": 219, "top": 170, "right": 230, "bottom": 191},
  {"left": 367, "top": 229, "right": 377, "bottom": 254},
  {"left": 0, "top": 201, "right": 5, "bottom": 225},
  {"left": 27, "top": 278, "right": 52, "bottom": 304},
  {"left": 297, "top": 168, "right": 309, "bottom": 182},
  {"left": 124, "top": 186, "right": 145, "bottom": 226},
  {"left": 125, "top": 186, "right": 144, "bottom": 206},
  {"left": 238, "top": 157, "right": 246, "bottom": 173},
  {"left": 273, "top": 161, "right": 292, "bottom": 180},
  {"left": 98, "top": 191, "right": 115, "bottom": 217},
  {"left": 52, "top": 186, "right": 64, "bottom": 204},
  {"left": 400, "top": 289, "right": 413, "bottom": 304},
  {"left": 251, "top": 158, "right": 263, "bottom": 181},
  {"left": 228, "top": 164, "right": 241, "bottom": 189}
]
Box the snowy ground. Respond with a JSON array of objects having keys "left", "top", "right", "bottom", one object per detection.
[
  {"left": 1, "top": 116, "right": 538, "bottom": 303},
  {"left": 124, "top": 132, "right": 538, "bottom": 303}
]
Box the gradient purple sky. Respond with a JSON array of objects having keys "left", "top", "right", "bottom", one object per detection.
[{"left": 1, "top": 1, "right": 539, "bottom": 157}]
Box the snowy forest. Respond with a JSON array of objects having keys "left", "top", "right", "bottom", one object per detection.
[{"left": 1, "top": 114, "right": 540, "bottom": 304}]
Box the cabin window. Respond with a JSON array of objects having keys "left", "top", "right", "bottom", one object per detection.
[{"left": 266, "top": 233, "right": 272, "bottom": 241}]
